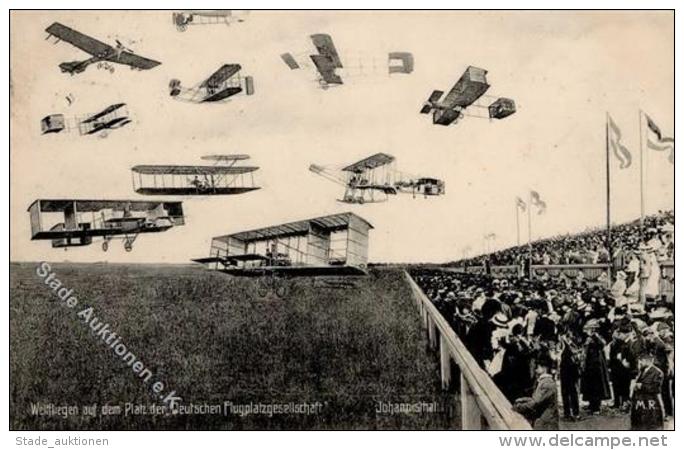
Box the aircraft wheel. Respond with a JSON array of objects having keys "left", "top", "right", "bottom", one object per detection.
[
  {"left": 124, "top": 242, "right": 133, "bottom": 252},
  {"left": 176, "top": 24, "right": 187, "bottom": 32},
  {"left": 97, "top": 62, "right": 103, "bottom": 69},
  {"left": 102, "top": 241, "right": 109, "bottom": 252}
]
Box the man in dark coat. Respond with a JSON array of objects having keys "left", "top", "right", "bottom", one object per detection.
[
  {"left": 581, "top": 330, "right": 611, "bottom": 414},
  {"left": 644, "top": 329, "right": 673, "bottom": 417},
  {"left": 465, "top": 316, "right": 494, "bottom": 369},
  {"left": 609, "top": 331, "right": 632, "bottom": 410},
  {"left": 495, "top": 324, "right": 533, "bottom": 402},
  {"left": 631, "top": 353, "right": 665, "bottom": 430},
  {"left": 559, "top": 334, "right": 582, "bottom": 420}
]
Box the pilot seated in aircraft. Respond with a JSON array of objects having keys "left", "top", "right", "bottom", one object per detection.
[{"left": 189, "top": 175, "right": 212, "bottom": 191}]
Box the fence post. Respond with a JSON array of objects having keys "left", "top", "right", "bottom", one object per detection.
[
  {"left": 460, "top": 373, "right": 483, "bottom": 430},
  {"left": 440, "top": 335, "right": 452, "bottom": 390},
  {"left": 427, "top": 316, "right": 438, "bottom": 350}
]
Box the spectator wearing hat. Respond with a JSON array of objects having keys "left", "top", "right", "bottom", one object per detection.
[
  {"left": 609, "top": 328, "right": 632, "bottom": 410},
  {"left": 611, "top": 271, "right": 628, "bottom": 308},
  {"left": 465, "top": 311, "right": 495, "bottom": 369},
  {"left": 581, "top": 328, "right": 611, "bottom": 414},
  {"left": 513, "top": 355, "right": 560, "bottom": 430},
  {"left": 630, "top": 352, "right": 665, "bottom": 430},
  {"left": 638, "top": 243, "right": 661, "bottom": 303},
  {"left": 643, "top": 327, "right": 672, "bottom": 417},
  {"left": 559, "top": 333, "right": 582, "bottom": 420},
  {"left": 495, "top": 323, "right": 534, "bottom": 403}
]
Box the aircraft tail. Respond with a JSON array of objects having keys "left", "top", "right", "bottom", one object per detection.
[
  {"left": 59, "top": 60, "right": 89, "bottom": 74},
  {"left": 420, "top": 90, "right": 443, "bottom": 114},
  {"left": 244, "top": 76, "right": 255, "bottom": 95}
]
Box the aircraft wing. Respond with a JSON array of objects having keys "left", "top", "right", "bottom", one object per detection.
[
  {"left": 309, "top": 34, "right": 343, "bottom": 84},
  {"left": 112, "top": 50, "right": 161, "bottom": 70},
  {"left": 310, "top": 34, "right": 342, "bottom": 68},
  {"left": 342, "top": 153, "right": 395, "bottom": 172},
  {"left": 81, "top": 103, "right": 126, "bottom": 124},
  {"left": 132, "top": 165, "right": 258, "bottom": 175},
  {"left": 310, "top": 55, "right": 343, "bottom": 84},
  {"left": 45, "top": 22, "right": 112, "bottom": 57},
  {"left": 442, "top": 65, "right": 490, "bottom": 109},
  {"left": 201, "top": 154, "right": 250, "bottom": 162},
  {"left": 200, "top": 64, "right": 241, "bottom": 89}
]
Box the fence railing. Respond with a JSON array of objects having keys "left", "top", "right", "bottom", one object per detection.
[{"left": 404, "top": 271, "right": 532, "bottom": 430}]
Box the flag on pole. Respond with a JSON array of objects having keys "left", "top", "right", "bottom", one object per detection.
[
  {"left": 530, "top": 191, "right": 547, "bottom": 215},
  {"left": 607, "top": 114, "right": 632, "bottom": 169},
  {"left": 516, "top": 196, "right": 527, "bottom": 212},
  {"left": 645, "top": 113, "right": 674, "bottom": 164}
]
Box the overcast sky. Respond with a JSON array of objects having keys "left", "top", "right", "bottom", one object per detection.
[{"left": 10, "top": 11, "right": 674, "bottom": 264}]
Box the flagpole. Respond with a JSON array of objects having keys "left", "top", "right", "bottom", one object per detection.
[
  {"left": 527, "top": 191, "right": 532, "bottom": 248},
  {"left": 606, "top": 113, "right": 613, "bottom": 276},
  {"left": 639, "top": 109, "right": 645, "bottom": 232},
  {"left": 515, "top": 200, "right": 521, "bottom": 246}
]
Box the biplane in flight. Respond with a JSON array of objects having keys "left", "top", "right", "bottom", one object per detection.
[
  {"left": 131, "top": 155, "right": 260, "bottom": 196},
  {"left": 310, "top": 153, "right": 445, "bottom": 204},
  {"left": 41, "top": 103, "right": 131, "bottom": 136},
  {"left": 169, "top": 64, "right": 255, "bottom": 103},
  {"left": 172, "top": 10, "right": 248, "bottom": 32},
  {"left": 281, "top": 34, "right": 414, "bottom": 89},
  {"left": 193, "top": 212, "right": 373, "bottom": 296},
  {"left": 45, "top": 22, "right": 161, "bottom": 75},
  {"left": 420, "top": 66, "right": 516, "bottom": 126},
  {"left": 193, "top": 212, "right": 373, "bottom": 297},
  {"left": 28, "top": 199, "right": 185, "bottom": 252}
]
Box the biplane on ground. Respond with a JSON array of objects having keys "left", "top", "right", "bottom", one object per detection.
[
  {"left": 310, "top": 153, "right": 445, "bottom": 204},
  {"left": 172, "top": 10, "right": 248, "bottom": 32},
  {"left": 169, "top": 64, "right": 254, "bottom": 103},
  {"left": 280, "top": 34, "right": 414, "bottom": 89},
  {"left": 41, "top": 103, "right": 131, "bottom": 136},
  {"left": 193, "top": 212, "right": 373, "bottom": 296},
  {"left": 45, "top": 22, "right": 161, "bottom": 75},
  {"left": 28, "top": 200, "right": 185, "bottom": 252},
  {"left": 420, "top": 65, "right": 516, "bottom": 126},
  {"left": 132, "top": 154, "right": 260, "bottom": 196}
]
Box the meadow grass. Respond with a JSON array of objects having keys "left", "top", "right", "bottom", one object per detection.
[{"left": 10, "top": 262, "right": 456, "bottom": 430}]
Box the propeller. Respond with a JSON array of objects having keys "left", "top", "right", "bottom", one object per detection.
[{"left": 115, "top": 39, "right": 134, "bottom": 54}]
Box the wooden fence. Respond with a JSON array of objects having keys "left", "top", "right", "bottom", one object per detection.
[{"left": 404, "top": 271, "right": 532, "bottom": 430}]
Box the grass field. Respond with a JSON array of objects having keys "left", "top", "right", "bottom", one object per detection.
[{"left": 10, "top": 262, "right": 456, "bottom": 430}]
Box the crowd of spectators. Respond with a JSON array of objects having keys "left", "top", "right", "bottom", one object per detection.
[
  {"left": 455, "top": 210, "right": 674, "bottom": 267},
  {"left": 410, "top": 211, "right": 674, "bottom": 430}
]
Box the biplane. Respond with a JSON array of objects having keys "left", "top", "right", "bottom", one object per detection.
[
  {"left": 45, "top": 22, "right": 161, "bottom": 75},
  {"left": 420, "top": 65, "right": 516, "bottom": 126},
  {"left": 28, "top": 199, "right": 185, "bottom": 252},
  {"left": 281, "top": 34, "right": 414, "bottom": 89},
  {"left": 169, "top": 64, "right": 254, "bottom": 103},
  {"left": 131, "top": 155, "right": 260, "bottom": 196},
  {"left": 41, "top": 103, "right": 131, "bottom": 136},
  {"left": 172, "top": 10, "right": 248, "bottom": 32},
  {"left": 310, "top": 153, "right": 445, "bottom": 204},
  {"left": 193, "top": 213, "right": 373, "bottom": 292}
]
